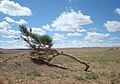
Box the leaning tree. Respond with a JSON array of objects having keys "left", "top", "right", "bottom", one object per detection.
[{"left": 19, "top": 25, "right": 90, "bottom": 71}]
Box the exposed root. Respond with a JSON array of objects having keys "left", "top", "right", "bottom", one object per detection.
[
  {"left": 30, "top": 49, "right": 90, "bottom": 71},
  {"left": 30, "top": 58, "right": 68, "bottom": 70}
]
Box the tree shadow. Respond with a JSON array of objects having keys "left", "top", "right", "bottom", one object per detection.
[{"left": 30, "top": 58, "right": 68, "bottom": 70}]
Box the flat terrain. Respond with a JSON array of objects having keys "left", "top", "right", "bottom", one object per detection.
[{"left": 0, "top": 48, "right": 120, "bottom": 84}]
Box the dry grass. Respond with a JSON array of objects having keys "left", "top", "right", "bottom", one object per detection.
[{"left": 0, "top": 48, "right": 120, "bottom": 84}]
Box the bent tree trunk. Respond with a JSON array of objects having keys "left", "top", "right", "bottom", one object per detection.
[
  {"left": 19, "top": 25, "right": 90, "bottom": 71},
  {"left": 48, "top": 52, "right": 90, "bottom": 71}
]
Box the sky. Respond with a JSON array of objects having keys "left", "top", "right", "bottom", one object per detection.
[{"left": 0, "top": 0, "right": 120, "bottom": 49}]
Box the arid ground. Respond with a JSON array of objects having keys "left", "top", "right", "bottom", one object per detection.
[{"left": 0, "top": 48, "right": 120, "bottom": 84}]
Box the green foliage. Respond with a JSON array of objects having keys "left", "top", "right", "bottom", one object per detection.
[
  {"left": 19, "top": 25, "right": 53, "bottom": 49},
  {"left": 40, "top": 35, "right": 52, "bottom": 45},
  {"left": 31, "top": 33, "right": 42, "bottom": 44},
  {"left": 19, "top": 25, "right": 30, "bottom": 36}
]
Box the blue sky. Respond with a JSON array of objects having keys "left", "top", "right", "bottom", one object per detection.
[{"left": 0, "top": 0, "right": 120, "bottom": 49}]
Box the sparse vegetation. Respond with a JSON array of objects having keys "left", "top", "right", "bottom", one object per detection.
[
  {"left": 74, "top": 75, "right": 85, "bottom": 81},
  {"left": 0, "top": 48, "right": 120, "bottom": 83},
  {"left": 26, "top": 70, "right": 41, "bottom": 76},
  {"left": 85, "top": 72, "right": 98, "bottom": 80}
]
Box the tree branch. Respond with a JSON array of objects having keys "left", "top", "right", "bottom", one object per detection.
[{"left": 48, "top": 51, "right": 90, "bottom": 71}]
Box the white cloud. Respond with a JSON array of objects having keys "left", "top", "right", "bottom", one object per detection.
[
  {"left": 0, "top": 21, "right": 11, "bottom": 29},
  {"left": 2, "top": 34, "right": 17, "bottom": 38},
  {"left": 67, "top": 32, "right": 82, "bottom": 36},
  {"left": 0, "top": 40, "right": 27, "bottom": 49},
  {"left": 51, "top": 10, "right": 92, "bottom": 32},
  {"left": 16, "top": 19, "right": 28, "bottom": 25},
  {"left": 31, "top": 27, "right": 46, "bottom": 35},
  {"left": 7, "top": 29, "right": 20, "bottom": 34},
  {"left": 89, "top": 28, "right": 97, "bottom": 32},
  {"left": 4, "top": 17, "right": 15, "bottom": 23},
  {"left": 0, "top": 28, "right": 20, "bottom": 35},
  {"left": 85, "top": 32, "right": 110, "bottom": 41},
  {"left": 104, "top": 21, "right": 120, "bottom": 32},
  {"left": 115, "top": 8, "right": 120, "bottom": 15},
  {"left": 110, "top": 37, "right": 120, "bottom": 40},
  {"left": 76, "top": 28, "right": 86, "bottom": 32},
  {"left": 53, "top": 39, "right": 120, "bottom": 48},
  {"left": 0, "top": 0, "right": 32, "bottom": 16},
  {"left": 0, "top": 28, "right": 7, "bottom": 33},
  {"left": 53, "top": 40, "right": 81, "bottom": 48},
  {"left": 0, "top": 40, "right": 17, "bottom": 45},
  {"left": 4, "top": 17, "right": 28, "bottom": 25},
  {"left": 53, "top": 33, "right": 65, "bottom": 41},
  {"left": 53, "top": 39, "right": 108, "bottom": 48},
  {"left": 42, "top": 24, "right": 53, "bottom": 31}
]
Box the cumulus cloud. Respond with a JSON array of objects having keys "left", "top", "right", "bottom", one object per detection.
[
  {"left": 42, "top": 24, "right": 53, "bottom": 31},
  {"left": 51, "top": 10, "right": 92, "bottom": 32},
  {"left": 0, "top": 21, "right": 20, "bottom": 35},
  {"left": 53, "top": 39, "right": 113, "bottom": 48},
  {"left": 67, "top": 32, "right": 82, "bottom": 36},
  {"left": 16, "top": 19, "right": 28, "bottom": 25},
  {"left": 2, "top": 34, "right": 17, "bottom": 38},
  {"left": 85, "top": 32, "right": 110, "bottom": 42},
  {"left": 0, "top": 40, "right": 27, "bottom": 49},
  {"left": 0, "top": 21, "right": 11, "bottom": 29},
  {"left": 53, "top": 33, "right": 65, "bottom": 41},
  {"left": 7, "top": 29, "right": 20, "bottom": 34},
  {"left": 104, "top": 21, "right": 120, "bottom": 32},
  {"left": 115, "top": 8, "right": 120, "bottom": 15},
  {"left": 0, "top": 28, "right": 20, "bottom": 35},
  {"left": 110, "top": 37, "right": 120, "bottom": 40},
  {"left": 89, "top": 28, "right": 97, "bottom": 32},
  {"left": 4, "top": 17, "right": 15, "bottom": 23},
  {"left": 4, "top": 17, "right": 28, "bottom": 25},
  {"left": 53, "top": 40, "right": 82, "bottom": 48},
  {"left": 0, "top": 0, "right": 32, "bottom": 16},
  {"left": 31, "top": 27, "right": 46, "bottom": 35}
]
